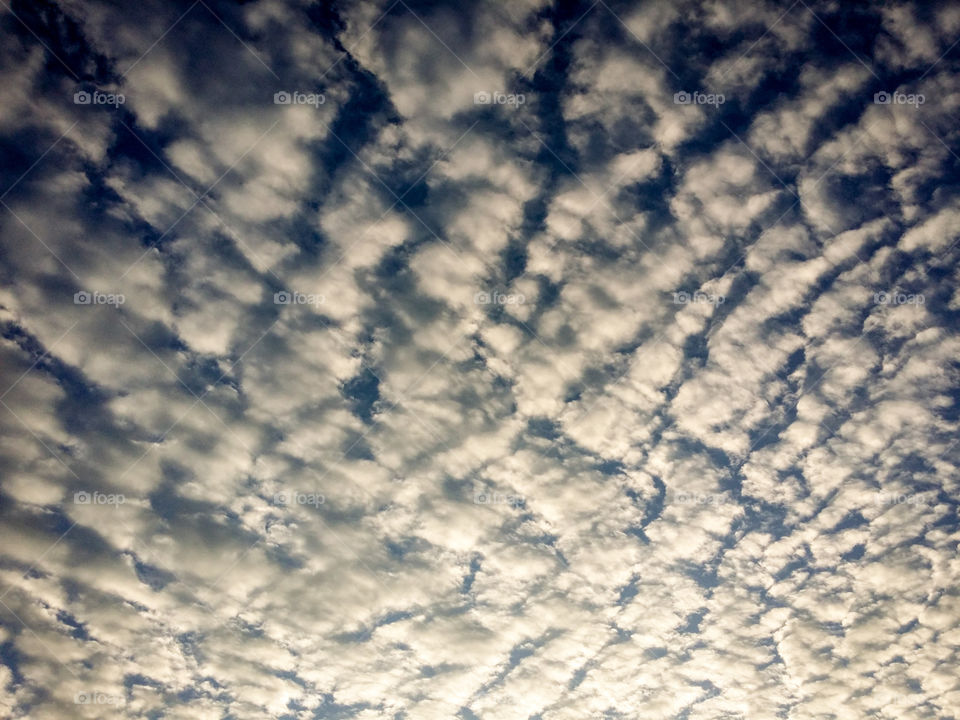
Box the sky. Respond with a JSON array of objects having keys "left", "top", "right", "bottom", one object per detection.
[{"left": 0, "top": 0, "right": 959, "bottom": 718}]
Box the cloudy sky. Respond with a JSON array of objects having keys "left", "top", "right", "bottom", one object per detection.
[{"left": 1, "top": 0, "right": 959, "bottom": 718}]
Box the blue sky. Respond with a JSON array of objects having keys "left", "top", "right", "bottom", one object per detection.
[{"left": 1, "top": 0, "right": 959, "bottom": 718}]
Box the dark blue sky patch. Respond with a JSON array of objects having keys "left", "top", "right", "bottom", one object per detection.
[
  {"left": 376, "top": 152, "right": 435, "bottom": 209},
  {"left": 521, "top": 1, "right": 589, "bottom": 175},
  {"left": 643, "top": 646, "right": 668, "bottom": 661},
  {"left": 6, "top": 0, "right": 112, "bottom": 82},
  {"left": 460, "top": 553, "right": 482, "bottom": 594},
  {"left": 131, "top": 554, "right": 177, "bottom": 591},
  {"left": 384, "top": 534, "right": 430, "bottom": 562},
  {"left": 678, "top": 608, "right": 707, "bottom": 634},
  {"left": 315, "top": 67, "right": 397, "bottom": 188},
  {"left": 264, "top": 543, "right": 307, "bottom": 570},
  {"left": 55, "top": 609, "right": 91, "bottom": 639},
  {"left": 0, "top": 128, "right": 70, "bottom": 200},
  {"left": 1, "top": 323, "right": 129, "bottom": 441},
  {"left": 175, "top": 352, "right": 238, "bottom": 397},
  {"left": 108, "top": 119, "right": 185, "bottom": 179},
  {"left": 331, "top": 626, "right": 373, "bottom": 644},
  {"left": 176, "top": 631, "right": 205, "bottom": 665},
  {"left": 341, "top": 429, "right": 376, "bottom": 460},
  {"left": 821, "top": 167, "right": 896, "bottom": 230},
  {"left": 616, "top": 574, "right": 640, "bottom": 606},
  {"left": 772, "top": 555, "right": 811, "bottom": 584},
  {"left": 57, "top": 516, "right": 118, "bottom": 565},
  {"left": 341, "top": 366, "right": 381, "bottom": 423},
  {"left": 740, "top": 501, "right": 794, "bottom": 542},
  {"left": 0, "top": 640, "right": 25, "bottom": 687},
  {"left": 372, "top": 243, "right": 415, "bottom": 284},
  {"left": 841, "top": 542, "right": 866, "bottom": 562},
  {"left": 149, "top": 472, "right": 258, "bottom": 552},
  {"left": 501, "top": 237, "right": 527, "bottom": 280},
  {"left": 526, "top": 416, "right": 560, "bottom": 440},
  {"left": 807, "top": 3, "right": 885, "bottom": 64},
  {"left": 123, "top": 672, "right": 165, "bottom": 694},
  {"left": 305, "top": 1, "right": 348, "bottom": 51},
  {"left": 618, "top": 163, "right": 676, "bottom": 224}
]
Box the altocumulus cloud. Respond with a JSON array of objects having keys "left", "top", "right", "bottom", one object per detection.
[{"left": 0, "top": 0, "right": 959, "bottom": 718}]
